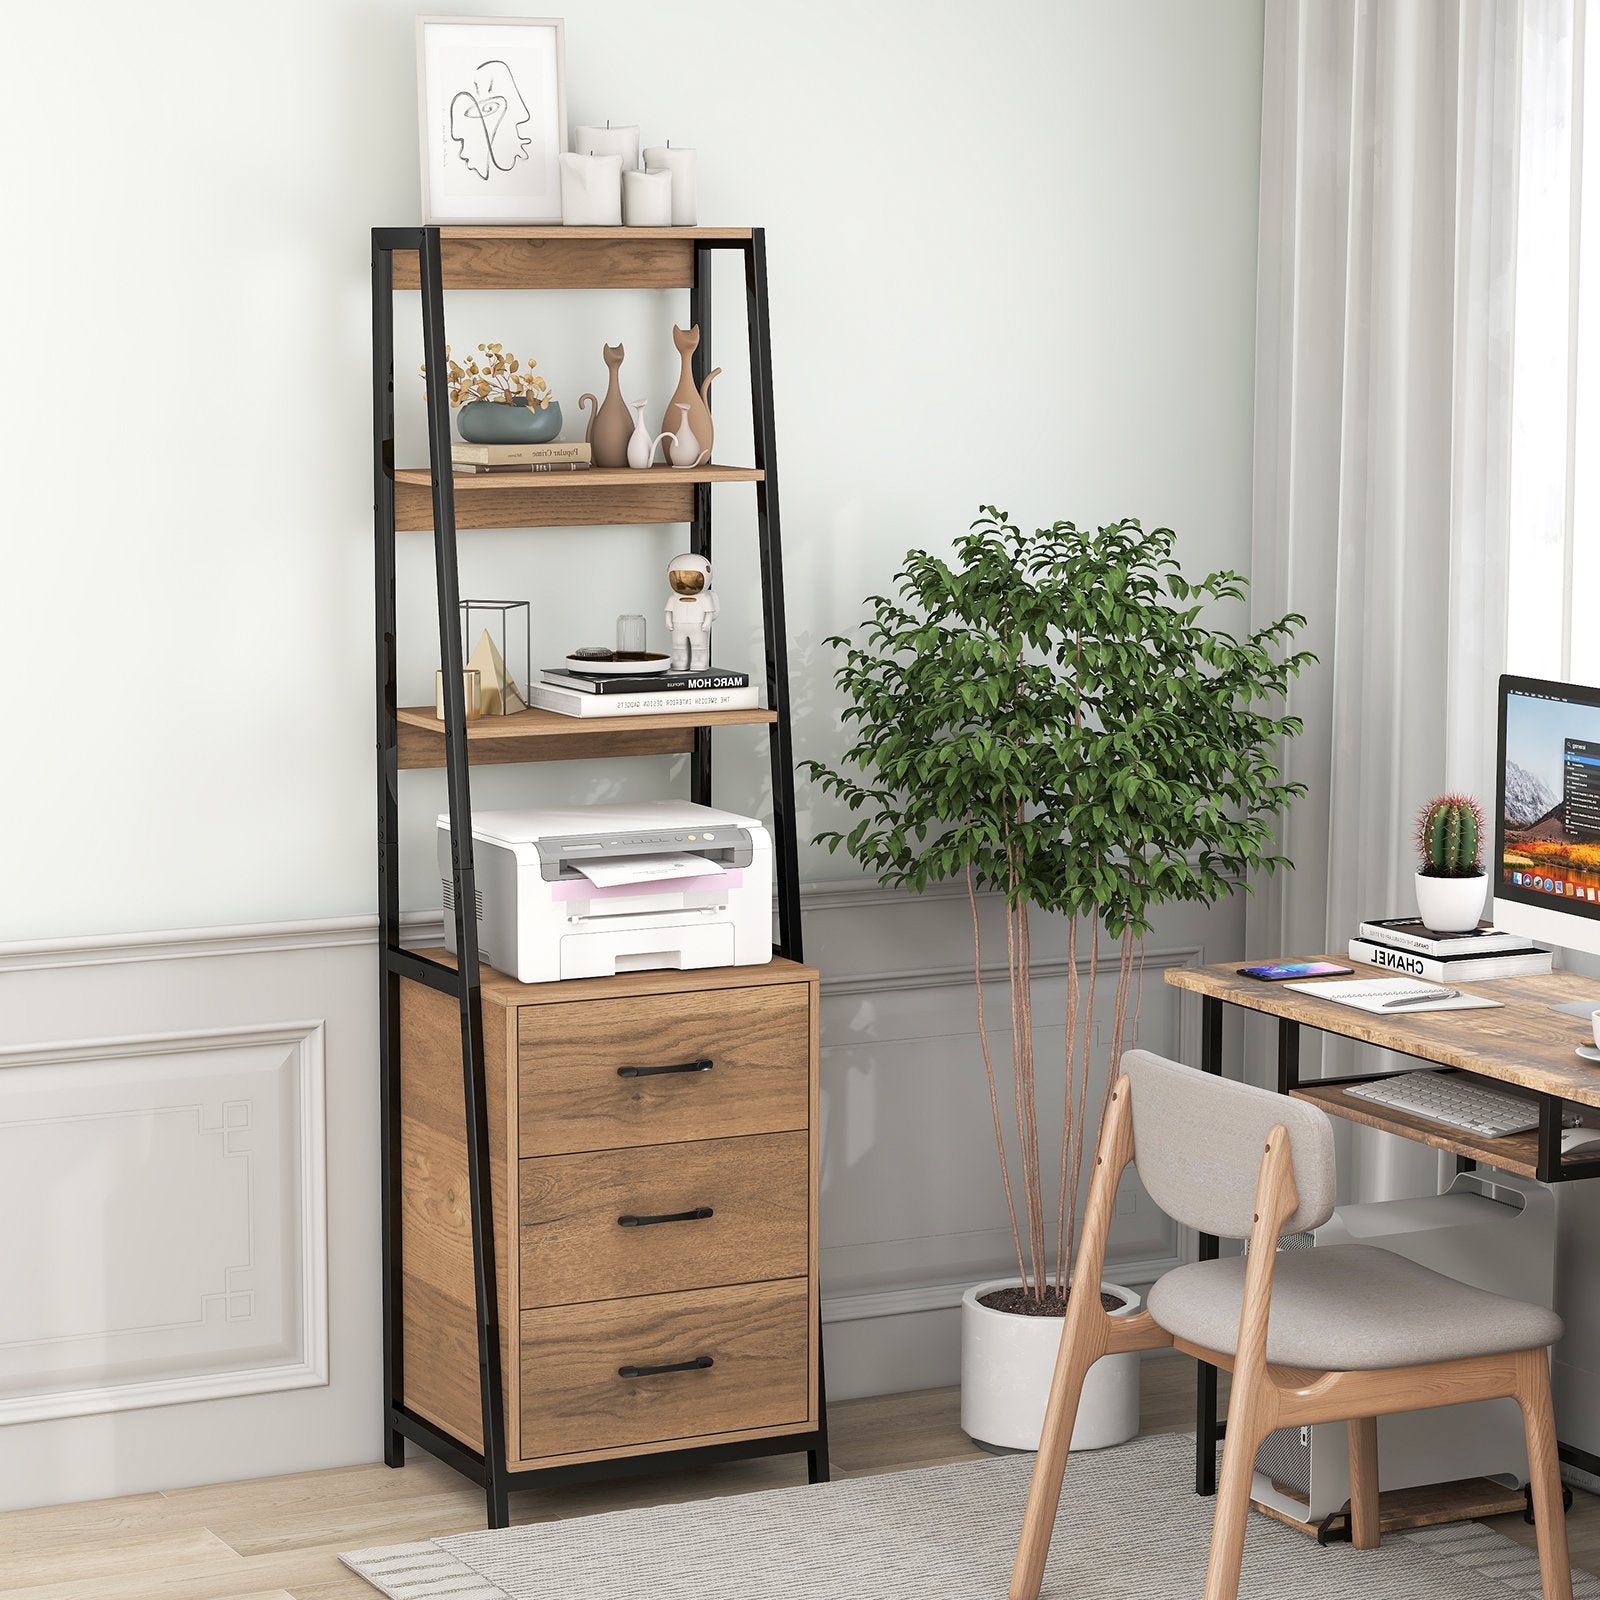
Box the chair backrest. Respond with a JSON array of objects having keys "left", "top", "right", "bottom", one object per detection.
[{"left": 1120, "top": 1049, "right": 1336, "bottom": 1240}]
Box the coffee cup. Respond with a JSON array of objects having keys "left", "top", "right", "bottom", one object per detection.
[{"left": 1593, "top": 1007, "right": 1600, "bottom": 1051}]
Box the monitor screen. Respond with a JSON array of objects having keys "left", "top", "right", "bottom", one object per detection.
[{"left": 1495, "top": 674, "right": 1600, "bottom": 925}]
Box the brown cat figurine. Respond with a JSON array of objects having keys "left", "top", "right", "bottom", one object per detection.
[
  {"left": 577, "top": 343, "right": 632, "bottom": 468},
  {"left": 658, "top": 325, "right": 721, "bottom": 467}
]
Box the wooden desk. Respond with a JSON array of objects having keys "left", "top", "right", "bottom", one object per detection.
[{"left": 1161, "top": 955, "right": 1600, "bottom": 1509}]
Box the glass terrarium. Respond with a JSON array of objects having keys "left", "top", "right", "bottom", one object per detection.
[{"left": 459, "top": 599, "right": 531, "bottom": 716}]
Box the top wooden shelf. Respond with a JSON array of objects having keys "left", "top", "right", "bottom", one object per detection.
[{"left": 390, "top": 228, "right": 752, "bottom": 292}]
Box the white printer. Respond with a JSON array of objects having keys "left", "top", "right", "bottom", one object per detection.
[{"left": 439, "top": 800, "right": 773, "bottom": 983}]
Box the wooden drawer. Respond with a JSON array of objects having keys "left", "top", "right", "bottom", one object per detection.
[
  {"left": 518, "top": 982, "right": 810, "bottom": 1155},
  {"left": 519, "top": 1279, "right": 810, "bottom": 1459},
  {"left": 519, "top": 1131, "right": 808, "bottom": 1307}
]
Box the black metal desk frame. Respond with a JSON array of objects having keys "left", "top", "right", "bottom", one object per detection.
[{"left": 1192, "top": 996, "right": 1600, "bottom": 1500}]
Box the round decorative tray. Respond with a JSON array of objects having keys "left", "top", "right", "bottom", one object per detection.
[{"left": 563, "top": 651, "right": 672, "bottom": 675}]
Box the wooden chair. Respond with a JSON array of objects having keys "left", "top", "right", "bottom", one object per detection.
[{"left": 1009, "top": 1049, "right": 1572, "bottom": 1600}]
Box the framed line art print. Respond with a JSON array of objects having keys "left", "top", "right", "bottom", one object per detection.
[{"left": 416, "top": 17, "right": 567, "bottom": 224}]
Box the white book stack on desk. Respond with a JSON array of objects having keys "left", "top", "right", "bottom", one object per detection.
[{"left": 1349, "top": 914, "right": 1553, "bottom": 982}]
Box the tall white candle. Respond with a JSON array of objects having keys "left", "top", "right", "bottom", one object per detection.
[
  {"left": 622, "top": 168, "right": 672, "bottom": 227},
  {"left": 575, "top": 123, "right": 641, "bottom": 172},
  {"left": 559, "top": 152, "right": 623, "bottom": 226},
  {"left": 643, "top": 143, "right": 697, "bottom": 227}
]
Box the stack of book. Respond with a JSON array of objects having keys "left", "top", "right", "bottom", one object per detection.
[
  {"left": 531, "top": 665, "right": 759, "bottom": 719},
  {"left": 1348, "top": 917, "right": 1553, "bottom": 981},
  {"left": 451, "top": 440, "right": 592, "bottom": 473}
]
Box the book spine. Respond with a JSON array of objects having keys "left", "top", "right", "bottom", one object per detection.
[
  {"left": 1355, "top": 921, "right": 1446, "bottom": 955},
  {"left": 1347, "top": 937, "right": 1552, "bottom": 981},
  {"left": 454, "top": 461, "right": 592, "bottom": 473},
  {"left": 539, "top": 672, "right": 752, "bottom": 695},
  {"left": 450, "top": 443, "right": 593, "bottom": 465},
  {"left": 1355, "top": 920, "right": 1523, "bottom": 956},
  {"left": 530, "top": 685, "right": 761, "bottom": 718}
]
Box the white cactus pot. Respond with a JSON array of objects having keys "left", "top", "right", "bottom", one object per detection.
[
  {"left": 960, "top": 1278, "right": 1142, "bottom": 1452},
  {"left": 1414, "top": 871, "right": 1488, "bottom": 934}
]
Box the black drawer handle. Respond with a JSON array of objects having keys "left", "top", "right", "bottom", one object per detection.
[
  {"left": 617, "top": 1058, "right": 713, "bottom": 1079},
  {"left": 617, "top": 1206, "right": 714, "bottom": 1228},
  {"left": 618, "top": 1356, "right": 714, "bottom": 1379}
]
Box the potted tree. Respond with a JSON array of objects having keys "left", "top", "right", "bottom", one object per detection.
[
  {"left": 804, "top": 510, "right": 1311, "bottom": 1451},
  {"left": 1414, "top": 794, "right": 1489, "bottom": 932}
]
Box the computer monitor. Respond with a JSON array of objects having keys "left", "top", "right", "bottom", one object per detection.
[{"left": 1493, "top": 673, "right": 1600, "bottom": 961}]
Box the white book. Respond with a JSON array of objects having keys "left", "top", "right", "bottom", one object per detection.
[
  {"left": 529, "top": 683, "right": 762, "bottom": 719},
  {"left": 1347, "top": 937, "right": 1553, "bottom": 982}
]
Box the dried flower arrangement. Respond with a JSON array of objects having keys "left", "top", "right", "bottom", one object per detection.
[{"left": 420, "top": 343, "right": 552, "bottom": 409}]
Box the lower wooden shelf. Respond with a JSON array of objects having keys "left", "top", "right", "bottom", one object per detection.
[
  {"left": 1255, "top": 1475, "right": 1525, "bottom": 1538},
  {"left": 396, "top": 703, "right": 777, "bottom": 768},
  {"left": 1290, "top": 1081, "right": 1541, "bottom": 1179}
]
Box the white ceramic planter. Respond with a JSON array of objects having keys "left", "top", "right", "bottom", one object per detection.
[
  {"left": 1414, "top": 871, "right": 1488, "bottom": 934},
  {"left": 960, "top": 1278, "right": 1142, "bottom": 1452}
]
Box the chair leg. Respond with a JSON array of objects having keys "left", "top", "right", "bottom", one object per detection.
[
  {"left": 1514, "top": 1348, "right": 1573, "bottom": 1600},
  {"left": 1008, "top": 1325, "right": 1101, "bottom": 1600},
  {"left": 1346, "top": 1417, "right": 1380, "bottom": 1550},
  {"left": 1203, "top": 1389, "right": 1265, "bottom": 1600}
]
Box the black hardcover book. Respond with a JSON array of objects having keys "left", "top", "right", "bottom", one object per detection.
[{"left": 539, "top": 666, "right": 752, "bottom": 695}]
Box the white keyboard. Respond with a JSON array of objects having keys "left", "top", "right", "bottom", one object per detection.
[{"left": 1345, "top": 1070, "right": 1541, "bottom": 1138}]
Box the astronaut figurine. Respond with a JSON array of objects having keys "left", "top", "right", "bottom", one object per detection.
[{"left": 663, "top": 552, "right": 719, "bottom": 671}]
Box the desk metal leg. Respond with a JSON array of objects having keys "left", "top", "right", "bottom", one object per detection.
[{"left": 1195, "top": 994, "right": 1224, "bottom": 1496}]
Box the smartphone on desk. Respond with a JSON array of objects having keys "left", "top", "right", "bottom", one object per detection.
[{"left": 1237, "top": 961, "right": 1355, "bottom": 981}]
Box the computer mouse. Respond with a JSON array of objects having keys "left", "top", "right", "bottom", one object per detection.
[{"left": 1562, "top": 1127, "right": 1600, "bottom": 1156}]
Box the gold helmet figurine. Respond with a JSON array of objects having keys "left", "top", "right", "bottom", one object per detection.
[{"left": 664, "top": 552, "right": 719, "bottom": 670}]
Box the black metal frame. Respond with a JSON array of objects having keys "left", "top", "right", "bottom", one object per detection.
[
  {"left": 373, "top": 225, "right": 826, "bottom": 1528},
  {"left": 1189, "top": 998, "right": 1600, "bottom": 1502}
]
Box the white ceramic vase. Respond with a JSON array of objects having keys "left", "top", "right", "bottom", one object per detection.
[
  {"left": 1414, "top": 871, "right": 1488, "bottom": 934},
  {"left": 960, "top": 1278, "right": 1142, "bottom": 1452},
  {"left": 626, "top": 400, "right": 654, "bottom": 469}
]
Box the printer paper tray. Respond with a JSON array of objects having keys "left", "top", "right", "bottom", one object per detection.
[{"left": 560, "top": 920, "right": 736, "bottom": 980}]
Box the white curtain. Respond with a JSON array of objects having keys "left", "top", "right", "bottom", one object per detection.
[{"left": 1248, "top": 0, "right": 1585, "bottom": 1196}]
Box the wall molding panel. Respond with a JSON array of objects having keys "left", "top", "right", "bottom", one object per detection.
[
  {"left": 0, "top": 1023, "right": 328, "bottom": 1426},
  {"left": 0, "top": 887, "right": 1236, "bottom": 1504}
]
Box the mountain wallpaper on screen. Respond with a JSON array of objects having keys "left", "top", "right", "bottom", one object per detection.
[{"left": 1504, "top": 760, "right": 1558, "bottom": 828}]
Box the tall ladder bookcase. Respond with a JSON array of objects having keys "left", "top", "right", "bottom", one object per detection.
[{"left": 371, "top": 225, "right": 826, "bottom": 1527}]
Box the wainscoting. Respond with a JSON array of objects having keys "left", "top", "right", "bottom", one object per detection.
[{"left": 0, "top": 888, "right": 1236, "bottom": 1510}]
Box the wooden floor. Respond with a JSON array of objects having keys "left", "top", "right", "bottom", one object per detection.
[{"left": 1, "top": 1355, "right": 1596, "bottom": 1598}]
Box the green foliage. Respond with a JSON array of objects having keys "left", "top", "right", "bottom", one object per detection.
[
  {"left": 802, "top": 510, "right": 1314, "bottom": 934},
  {"left": 1417, "top": 793, "right": 1485, "bottom": 878}
]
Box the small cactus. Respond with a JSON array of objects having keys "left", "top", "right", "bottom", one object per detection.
[{"left": 1416, "top": 793, "right": 1485, "bottom": 878}]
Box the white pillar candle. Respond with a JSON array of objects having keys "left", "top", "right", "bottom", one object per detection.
[
  {"left": 559, "top": 152, "right": 623, "bottom": 226},
  {"left": 643, "top": 144, "right": 697, "bottom": 227},
  {"left": 574, "top": 123, "right": 640, "bottom": 172},
  {"left": 622, "top": 168, "right": 672, "bottom": 227}
]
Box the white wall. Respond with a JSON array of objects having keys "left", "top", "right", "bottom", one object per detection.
[
  {"left": 0, "top": 0, "right": 1267, "bottom": 1503},
  {"left": 0, "top": 0, "right": 1265, "bottom": 939}
]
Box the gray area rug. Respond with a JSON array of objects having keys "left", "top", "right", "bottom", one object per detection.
[{"left": 343, "top": 1433, "right": 1598, "bottom": 1599}]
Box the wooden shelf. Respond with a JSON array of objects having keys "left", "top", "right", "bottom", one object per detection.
[
  {"left": 1290, "top": 1080, "right": 1542, "bottom": 1179},
  {"left": 396, "top": 703, "right": 776, "bottom": 768},
  {"left": 391, "top": 228, "right": 753, "bottom": 293},
  {"left": 1254, "top": 1475, "right": 1524, "bottom": 1538},
  {"left": 393, "top": 465, "right": 763, "bottom": 531},
  {"left": 416, "top": 947, "right": 818, "bottom": 1008}
]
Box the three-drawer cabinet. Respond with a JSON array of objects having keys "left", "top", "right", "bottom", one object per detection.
[{"left": 397, "top": 955, "right": 822, "bottom": 1479}]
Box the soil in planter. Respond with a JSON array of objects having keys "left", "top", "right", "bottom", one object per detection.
[{"left": 977, "top": 1286, "right": 1125, "bottom": 1317}]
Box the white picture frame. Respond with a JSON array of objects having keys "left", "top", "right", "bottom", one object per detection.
[{"left": 416, "top": 17, "right": 567, "bottom": 225}]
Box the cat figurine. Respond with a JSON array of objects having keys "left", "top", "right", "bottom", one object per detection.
[
  {"left": 577, "top": 343, "right": 633, "bottom": 468},
  {"left": 657, "top": 325, "right": 721, "bottom": 468}
]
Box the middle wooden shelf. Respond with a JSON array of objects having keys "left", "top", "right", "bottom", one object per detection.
[
  {"left": 396, "top": 702, "right": 778, "bottom": 768},
  {"left": 393, "top": 464, "right": 765, "bottom": 531}
]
